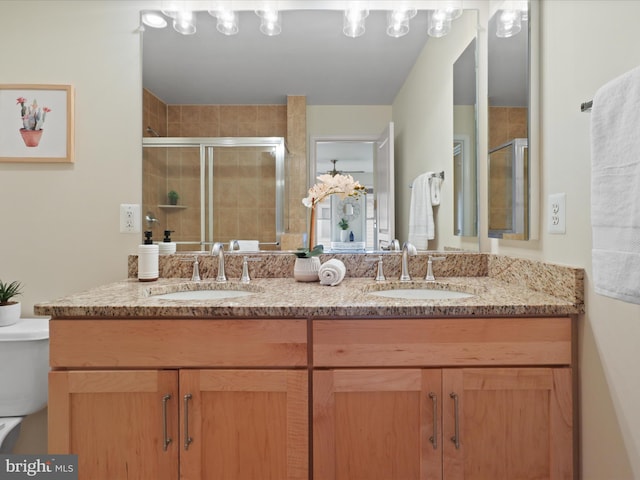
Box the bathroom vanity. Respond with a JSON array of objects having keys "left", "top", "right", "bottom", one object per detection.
[{"left": 36, "top": 253, "right": 583, "bottom": 480}]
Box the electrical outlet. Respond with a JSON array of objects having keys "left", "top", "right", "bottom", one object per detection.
[
  {"left": 120, "top": 204, "right": 141, "bottom": 233},
  {"left": 548, "top": 193, "right": 566, "bottom": 234}
]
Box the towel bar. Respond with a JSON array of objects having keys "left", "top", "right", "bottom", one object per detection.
[{"left": 409, "top": 171, "right": 444, "bottom": 187}]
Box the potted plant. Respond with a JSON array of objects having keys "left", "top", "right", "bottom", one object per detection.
[
  {"left": 167, "top": 190, "right": 179, "bottom": 205},
  {"left": 338, "top": 218, "right": 349, "bottom": 242},
  {"left": 0, "top": 280, "right": 22, "bottom": 327},
  {"left": 16, "top": 97, "right": 51, "bottom": 147}
]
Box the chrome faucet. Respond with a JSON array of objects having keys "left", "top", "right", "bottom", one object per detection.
[
  {"left": 380, "top": 239, "right": 401, "bottom": 251},
  {"left": 400, "top": 241, "right": 416, "bottom": 281},
  {"left": 211, "top": 241, "right": 239, "bottom": 282}
]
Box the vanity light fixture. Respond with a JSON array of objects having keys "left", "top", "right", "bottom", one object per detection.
[
  {"left": 427, "top": 9, "right": 451, "bottom": 38},
  {"left": 141, "top": 11, "right": 168, "bottom": 29},
  {"left": 496, "top": 9, "right": 522, "bottom": 38},
  {"left": 256, "top": 9, "right": 282, "bottom": 36},
  {"left": 210, "top": 9, "right": 240, "bottom": 36},
  {"left": 173, "top": 10, "right": 196, "bottom": 35},
  {"left": 343, "top": 7, "right": 369, "bottom": 38},
  {"left": 386, "top": 9, "right": 416, "bottom": 38}
]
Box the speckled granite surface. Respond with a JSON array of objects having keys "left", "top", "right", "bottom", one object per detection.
[{"left": 35, "top": 253, "right": 584, "bottom": 319}]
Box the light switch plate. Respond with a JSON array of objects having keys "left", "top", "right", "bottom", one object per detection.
[{"left": 548, "top": 193, "right": 566, "bottom": 234}]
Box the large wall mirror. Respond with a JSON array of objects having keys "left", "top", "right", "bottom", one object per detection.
[
  {"left": 453, "top": 37, "right": 478, "bottom": 238},
  {"left": 140, "top": 3, "right": 532, "bottom": 252},
  {"left": 487, "top": 1, "right": 536, "bottom": 240}
]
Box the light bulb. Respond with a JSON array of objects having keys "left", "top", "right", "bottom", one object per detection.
[
  {"left": 428, "top": 10, "right": 451, "bottom": 38},
  {"left": 173, "top": 10, "right": 196, "bottom": 35}
]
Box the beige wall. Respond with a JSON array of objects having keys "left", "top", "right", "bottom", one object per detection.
[
  {"left": 2, "top": 2, "right": 640, "bottom": 478},
  {"left": 538, "top": 1, "right": 640, "bottom": 477},
  {"left": 0, "top": 1, "right": 146, "bottom": 452}
]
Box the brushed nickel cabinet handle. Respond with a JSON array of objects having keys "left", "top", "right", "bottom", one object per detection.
[
  {"left": 428, "top": 392, "right": 438, "bottom": 449},
  {"left": 162, "top": 394, "right": 172, "bottom": 452},
  {"left": 184, "top": 393, "right": 193, "bottom": 450},
  {"left": 450, "top": 392, "right": 460, "bottom": 449}
]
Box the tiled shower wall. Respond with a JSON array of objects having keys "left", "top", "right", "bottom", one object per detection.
[{"left": 142, "top": 89, "right": 306, "bottom": 249}]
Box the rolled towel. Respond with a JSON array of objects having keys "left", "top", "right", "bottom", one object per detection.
[{"left": 319, "top": 259, "right": 346, "bottom": 286}]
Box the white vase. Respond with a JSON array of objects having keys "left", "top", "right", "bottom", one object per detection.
[
  {"left": 340, "top": 230, "right": 349, "bottom": 242},
  {"left": 0, "top": 302, "right": 21, "bottom": 327},
  {"left": 293, "top": 257, "right": 321, "bottom": 282}
]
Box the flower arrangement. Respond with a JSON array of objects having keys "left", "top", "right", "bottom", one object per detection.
[
  {"left": 17, "top": 97, "right": 51, "bottom": 131},
  {"left": 295, "top": 173, "right": 366, "bottom": 257},
  {"left": 338, "top": 218, "right": 349, "bottom": 230}
]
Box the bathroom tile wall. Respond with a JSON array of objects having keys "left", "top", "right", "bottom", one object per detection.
[
  {"left": 488, "top": 106, "right": 527, "bottom": 149},
  {"left": 142, "top": 90, "right": 301, "bottom": 249}
]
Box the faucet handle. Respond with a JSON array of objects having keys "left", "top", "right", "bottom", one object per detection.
[
  {"left": 229, "top": 240, "right": 240, "bottom": 251},
  {"left": 375, "top": 255, "right": 386, "bottom": 282},
  {"left": 425, "top": 255, "right": 446, "bottom": 282},
  {"left": 240, "top": 256, "right": 251, "bottom": 283},
  {"left": 191, "top": 256, "right": 201, "bottom": 282}
]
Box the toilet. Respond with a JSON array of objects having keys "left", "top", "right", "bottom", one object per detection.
[{"left": 0, "top": 317, "right": 49, "bottom": 453}]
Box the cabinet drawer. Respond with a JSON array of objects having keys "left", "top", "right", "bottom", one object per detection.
[
  {"left": 313, "top": 317, "right": 572, "bottom": 367},
  {"left": 51, "top": 319, "right": 307, "bottom": 368}
]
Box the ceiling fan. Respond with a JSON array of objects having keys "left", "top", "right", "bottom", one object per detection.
[{"left": 327, "top": 159, "right": 365, "bottom": 176}]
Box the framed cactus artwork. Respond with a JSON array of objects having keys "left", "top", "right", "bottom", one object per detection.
[{"left": 0, "top": 84, "right": 74, "bottom": 163}]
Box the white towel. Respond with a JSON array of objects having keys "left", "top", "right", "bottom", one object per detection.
[
  {"left": 591, "top": 65, "right": 640, "bottom": 305},
  {"left": 430, "top": 176, "right": 442, "bottom": 206},
  {"left": 408, "top": 172, "right": 434, "bottom": 250},
  {"left": 237, "top": 240, "right": 260, "bottom": 251},
  {"left": 319, "top": 259, "right": 346, "bottom": 286}
]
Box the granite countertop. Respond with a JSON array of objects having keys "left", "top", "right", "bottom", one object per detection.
[{"left": 34, "top": 274, "right": 583, "bottom": 319}]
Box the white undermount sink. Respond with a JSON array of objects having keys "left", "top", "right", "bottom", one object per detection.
[
  {"left": 368, "top": 288, "right": 474, "bottom": 300},
  {"left": 364, "top": 281, "right": 477, "bottom": 300},
  {"left": 146, "top": 282, "right": 260, "bottom": 301},
  {"left": 152, "top": 290, "right": 255, "bottom": 300}
]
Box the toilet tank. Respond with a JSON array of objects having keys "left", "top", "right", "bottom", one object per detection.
[{"left": 0, "top": 318, "right": 49, "bottom": 416}]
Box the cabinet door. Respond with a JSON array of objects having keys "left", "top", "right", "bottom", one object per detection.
[
  {"left": 48, "top": 370, "right": 179, "bottom": 480},
  {"left": 179, "top": 369, "right": 308, "bottom": 480},
  {"left": 442, "top": 368, "right": 573, "bottom": 480},
  {"left": 314, "top": 369, "right": 442, "bottom": 480}
]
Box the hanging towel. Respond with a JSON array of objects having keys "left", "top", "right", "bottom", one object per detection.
[
  {"left": 319, "top": 259, "right": 346, "bottom": 286},
  {"left": 408, "top": 172, "right": 434, "bottom": 250},
  {"left": 430, "top": 175, "right": 443, "bottom": 206},
  {"left": 591, "top": 65, "right": 640, "bottom": 305}
]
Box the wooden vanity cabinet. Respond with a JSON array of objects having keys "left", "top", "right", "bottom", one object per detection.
[
  {"left": 312, "top": 317, "right": 575, "bottom": 480},
  {"left": 48, "top": 319, "right": 308, "bottom": 480}
]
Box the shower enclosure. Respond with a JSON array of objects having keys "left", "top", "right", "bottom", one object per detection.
[
  {"left": 488, "top": 138, "right": 528, "bottom": 239},
  {"left": 142, "top": 137, "right": 286, "bottom": 251}
]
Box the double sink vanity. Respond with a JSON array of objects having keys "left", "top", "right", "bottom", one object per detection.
[{"left": 36, "top": 251, "right": 583, "bottom": 480}]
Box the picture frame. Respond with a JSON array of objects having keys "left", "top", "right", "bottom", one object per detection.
[{"left": 0, "top": 84, "right": 74, "bottom": 163}]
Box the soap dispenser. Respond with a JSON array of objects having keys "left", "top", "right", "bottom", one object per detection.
[
  {"left": 138, "top": 231, "right": 159, "bottom": 282},
  {"left": 159, "top": 230, "right": 177, "bottom": 255}
]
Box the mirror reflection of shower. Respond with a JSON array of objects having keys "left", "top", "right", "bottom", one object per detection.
[{"left": 142, "top": 137, "right": 285, "bottom": 251}]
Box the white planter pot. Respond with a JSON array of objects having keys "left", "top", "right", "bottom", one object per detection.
[
  {"left": 340, "top": 230, "right": 349, "bottom": 242},
  {"left": 293, "top": 257, "right": 321, "bottom": 282},
  {"left": 0, "top": 302, "right": 21, "bottom": 327}
]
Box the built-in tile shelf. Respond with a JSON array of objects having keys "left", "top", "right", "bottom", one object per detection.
[{"left": 158, "top": 205, "right": 188, "bottom": 210}]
